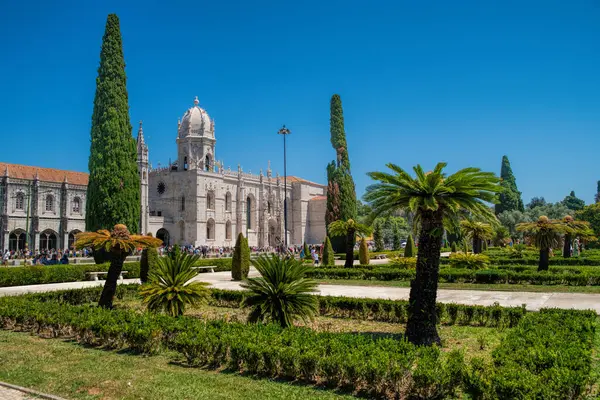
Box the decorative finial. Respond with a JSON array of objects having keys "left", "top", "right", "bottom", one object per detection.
[
  {"left": 3, "top": 165, "right": 8, "bottom": 177},
  {"left": 194, "top": 96, "right": 199, "bottom": 106},
  {"left": 63, "top": 174, "right": 68, "bottom": 183},
  {"left": 268, "top": 160, "right": 271, "bottom": 170}
]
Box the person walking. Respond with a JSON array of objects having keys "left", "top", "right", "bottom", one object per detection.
[{"left": 2, "top": 250, "right": 9, "bottom": 266}]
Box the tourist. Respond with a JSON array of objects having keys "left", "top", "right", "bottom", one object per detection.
[
  {"left": 311, "top": 247, "right": 319, "bottom": 266},
  {"left": 2, "top": 250, "right": 9, "bottom": 266}
]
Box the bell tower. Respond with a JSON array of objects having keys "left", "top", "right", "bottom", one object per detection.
[{"left": 137, "top": 121, "right": 149, "bottom": 234}]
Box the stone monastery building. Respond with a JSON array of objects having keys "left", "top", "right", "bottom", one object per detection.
[{"left": 0, "top": 97, "right": 327, "bottom": 251}]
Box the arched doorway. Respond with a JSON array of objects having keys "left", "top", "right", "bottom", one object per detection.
[
  {"left": 68, "top": 230, "right": 81, "bottom": 249},
  {"left": 8, "top": 230, "right": 26, "bottom": 252},
  {"left": 156, "top": 228, "right": 170, "bottom": 247},
  {"left": 268, "top": 219, "right": 279, "bottom": 247},
  {"left": 40, "top": 230, "right": 58, "bottom": 251}
]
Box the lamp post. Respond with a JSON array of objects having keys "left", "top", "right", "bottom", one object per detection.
[{"left": 277, "top": 125, "right": 291, "bottom": 249}]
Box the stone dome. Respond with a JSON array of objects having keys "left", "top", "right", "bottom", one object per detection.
[{"left": 178, "top": 96, "right": 214, "bottom": 138}]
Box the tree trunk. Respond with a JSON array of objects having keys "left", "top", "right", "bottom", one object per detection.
[
  {"left": 98, "top": 248, "right": 128, "bottom": 308},
  {"left": 563, "top": 234, "right": 571, "bottom": 258},
  {"left": 140, "top": 248, "right": 149, "bottom": 283},
  {"left": 472, "top": 236, "right": 481, "bottom": 254},
  {"left": 344, "top": 229, "right": 355, "bottom": 268},
  {"left": 405, "top": 210, "right": 443, "bottom": 346},
  {"left": 538, "top": 248, "right": 550, "bottom": 272}
]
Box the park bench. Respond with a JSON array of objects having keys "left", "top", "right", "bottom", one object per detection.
[
  {"left": 374, "top": 254, "right": 387, "bottom": 260},
  {"left": 192, "top": 266, "right": 216, "bottom": 273},
  {"left": 87, "top": 271, "right": 128, "bottom": 281}
]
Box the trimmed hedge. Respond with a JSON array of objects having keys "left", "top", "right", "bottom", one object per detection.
[{"left": 0, "top": 258, "right": 232, "bottom": 288}]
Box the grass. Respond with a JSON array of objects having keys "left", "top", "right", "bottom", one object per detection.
[
  {"left": 0, "top": 330, "right": 355, "bottom": 400},
  {"left": 317, "top": 279, "right": 600, "bottom": 293}
]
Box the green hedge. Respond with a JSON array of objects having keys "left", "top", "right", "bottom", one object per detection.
[
  {"left": 1, "top": 287, "right": 595, "bottom": 399},
  {"left": 0, "top": 258, "right": 231, "bottom": 288}
]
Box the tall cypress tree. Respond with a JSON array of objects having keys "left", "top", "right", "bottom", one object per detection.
[
  {"left": 325, "top": 94, "right": 357, "bottom": 251},
  {"left": 595, "top": 181, "right": 600, "bottom": 203},
  {"left": 495, "top": 155, "right": 523, "bottom": 215},
  {"left": 86, "top": 14, "right": 140, "bottom": 233}
]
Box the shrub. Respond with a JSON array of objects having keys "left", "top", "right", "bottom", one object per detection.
[
  {"left": 451, "top": 242, "right": 458, "bottom": 253},
  {"left": 231, "top": 233, "right": 250, "bottom": 281},
  {"left": 358, "top": 239, "right": 370, "bottom": 265},
  {"left": 390, "top": 257, "right": 417, "bottom": 269},
  {"left": 322, "top": 236, "right": 335, "bottom": 266},
  {"left": 448, "top": 253, "right": 490, "bottom": 269},
  {"left": 303, "top": 242, "right": 311, "bottom": 260},
  {"left": 404, "top": 234, "right": 416, "bottom": 257}
]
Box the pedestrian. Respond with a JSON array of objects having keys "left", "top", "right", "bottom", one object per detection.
[
  {"left": 2, "top": 250, "right": 9, "bottom": 266},
  {"left": 311, "top": 247, "right": 319, "bottom": 266}
]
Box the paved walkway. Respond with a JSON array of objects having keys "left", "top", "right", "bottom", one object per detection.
[{"left": 1, "top": 269, "right": 599, "bottom": 312}]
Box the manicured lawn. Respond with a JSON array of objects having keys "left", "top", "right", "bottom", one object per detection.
[
  {"left": 0, "top": 330, "right": 354, "bottom": 400},
  {"left": 317, "top": 279, "right": 600, "bottom": 293}
]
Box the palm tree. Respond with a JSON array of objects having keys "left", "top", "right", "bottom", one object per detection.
[
  {"left": 139, "top": 252, "right": 210, "bottom": 317},
  {"left": 74, "top": 224, "right": 162, "bottom": 308},
  {"left": 460, "top": 220, "right": 494, "bottom": 254},
  {"left": 561, "top": 216, "right": 594, "bottom": 258},
  {"left": 517, "top": 216, "right": 565, "bottom": 271},
  {"left": 241, "top": 255, "right": 318, "bottom": 328},
  {"left": 364, "top": 162, "right": 500, "bottom": 346},
  {"left": 328, "top": 219, "right": 372, "bottom": 267}
]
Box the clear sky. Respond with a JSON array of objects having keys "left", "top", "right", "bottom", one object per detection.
[{"left": 1, "top": 0, "right": 599, "bottom": 204}]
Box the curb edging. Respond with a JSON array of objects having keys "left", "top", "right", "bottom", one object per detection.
[{"left": 0, "top": 381, "right": 67, "bottom": 400}]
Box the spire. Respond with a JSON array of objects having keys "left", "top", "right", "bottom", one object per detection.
[
  {"left": 194, "top": 96, "right": 199, "bottom": 106},
  {"left": 3, "top": 165, "right": 8, "bottom": 177},
  {"left": 136, "top": 120, "right": 145, "bottom": 145}
]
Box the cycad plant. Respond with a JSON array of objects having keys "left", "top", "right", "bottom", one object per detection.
[
  {"left": 241, "top": 255, "right": 318, "bottom": 328},
  {"left": 460, "top": 220, "right": 494, "bottom": 254},
  {"left": 517, "top": 216, "right": 565, "bottom": 271},
  {"left": 328, "top": 219, "right": 372, "bottom": 267},
  {"left": 75, "top": 224, "right": 162, "bottom": 308},
  {"left": 561, "top": 216, "right": 594, "bottom": 258},
  {"left": 139, "top": 252, "right": 210, "bottom": 317},
  {"left": 365, "top": 162, "right": 500, "bottom": 345}
]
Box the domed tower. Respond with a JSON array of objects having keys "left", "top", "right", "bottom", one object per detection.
[{"left": 176, "top": 96, "right": 216, "bottom": 171}]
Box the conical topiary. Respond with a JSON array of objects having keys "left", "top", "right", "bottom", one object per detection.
[
  {"left": 359, "top": 239, "right": 370, "bottom": 265},
  {"left": 323, "top": 236, "right": 335, "bottom": 266},
  {"left": 303, "top": 242, "right": 311, "bottom": 260},
  {"left": 232, "top": 233, "right": 250, "bottom": 281},
  {"left": 241, "top": 235, "right": 251, "bottom": 278},
  {"left": 404, "top": 234, "right": 416, "bottom": 257},
  {"left": 450, "top": 241, "right": 457, "bottom": 253}
]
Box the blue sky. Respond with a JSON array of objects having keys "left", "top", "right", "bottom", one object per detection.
[{"left": 1, "top": 0, "right": 599, "bottom": 204}]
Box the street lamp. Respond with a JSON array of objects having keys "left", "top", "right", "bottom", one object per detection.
[{"left": 277, "top": 125, "right": 291, "bottom": 249}]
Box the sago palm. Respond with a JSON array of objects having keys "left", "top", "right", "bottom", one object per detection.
[
  {"left": 75, "top": 224, "right": 162, "bottom": 308},
  {"left": 364, "top": 162, "right": 500, "bottom": 346},
  {"left": 560, "top": 216, "right": 594, "bottom": 258},
  {"left": 328, "top": 219, "right": 372, "bottom": 267},
  {"left": 517, "top": 216, "right": 565, "bottom": 271},
  {"left": 241, "top": 255, "right": 318, "bottom": 328},
  {"left": 139, "top": 252, "right": 210, "bottom": 317},
  {"left": 460, "top": 219, "right": 494, "bottom": 254}
]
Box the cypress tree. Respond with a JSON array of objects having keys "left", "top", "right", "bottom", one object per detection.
[
  {"left": 373, "top": 222, "right": 384, "bottom": 252},
  {"left": 562, "top": 191, "right": 585, "bottom": 211},
  {"left": 322, "top": 236, "right": 335, "bottom": 266},
  {"left": 404, "top": 234, "right": 416, "bottom": 258},
  {"left": 241, "top": 236, "right": 250, "bottom": 279},
  {"left": 596, "top": 181, "right": 600, "bottom": 203},
  {"left": 495, "top": 155, "right": 523, "bottom": 215},
  {"left": 359, "top": 239, "right": 370, "bottom": 265},
  {"left": 450, "top": 242, "right": 457, "bottom": 253},
  {"left": 393, "top": 225, "right": 402, "bottom": 251},
  {"left": 86, "top": 14, "right": 140, "bottom": 234},
  {"left": 303, "top": 242, "right": 311, "bottom": 260},
  {"left": 232, "top": 233, "right": 250, "bottom": 281},
  {"left": 325, "top": 94, "right": 357, "bottom": 252}
]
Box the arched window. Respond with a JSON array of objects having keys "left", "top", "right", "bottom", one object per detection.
[
  {"left": 183, "top": 157, "right": 189, "bottom": 171},
  {"left": 180, "top": 196, "right": 185, "bottom": 212},
  {"left": 68, "top": 230, "right": 81, "bottom": 248},
  {"left": 267, "top": 201, "right": 272, "bottom": 214},
  {"left": 207, "top": 218, "right": 215, "bottom": 240},
  {"left": 225, "top": 192, "right": 232, "bottom": 211},
  {"left": 205, "top": 154, "right": 211, "bottom": 172},
  {"left": 225, "top": 220, "right": 232, "bottom": 240},
  {"left": 207, "top": 191, "right": 215, "bottom": 210},
  {"left": 15, "top": 193, "right": 24, "bottom": 210},
  {"left": 45, "top": 195, "right": 54, "bottom": 212},
  {"left": 40, "top": 230, "right": 57, "bottom": 250},
  {"left": 8, "top": 230, "right": 26, "bottom": 251},
  {"left": 246, "top": 196, "right": 252, "bottom": 230},
  {"left": 72, "top": 197, "right": 81, "bottom": 213}
]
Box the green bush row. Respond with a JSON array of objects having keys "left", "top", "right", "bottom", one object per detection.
[
  {"left": 334, "top": 251, "right": 401, "bottom": 260},
  {"left": 443, "top": 255, "right": 600, "bottom": 266},
  {"left": 0, "top": 294, "right": 466, "bottom": 399},
  {"left": 466, "top": 309, "right": 597, "bottom": 399},
  {"left": 307, "top": 266, "right": 600, "bottom": 286}
]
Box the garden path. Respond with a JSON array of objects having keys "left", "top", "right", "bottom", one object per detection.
[{"left": 0, "top": 268, "right": 598, "bottom": 312}]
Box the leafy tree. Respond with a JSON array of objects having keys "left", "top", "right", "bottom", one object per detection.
[
  {"left": 356, "top": 200, "right": 373, "bottom": 223},
  {"left": 359, "top": 239, "right": 370, "bottom": 265},
  {"left": 517, "top": 216, "right": 565, "bottom": 271},
  {"left": 140, "top": 232, "right": 159, "bottom": 283},
  {"left": 562, "top": 191, "right": 585, "bottom": 211},
  {"left": 404, "top": 234, "right": 416, "bottom": 257},
  {"left": 495, "top": 155, "right": 524, "bottom": 215},
  {"left": 139, "top": 253, "right": 210, "bottom": 317},
  {"left": 325, "top": 94, "right": 357, "bottom": 252},
  {"left": 526, "top": 202, "right": 573, "bottom": 220},
  {"left": 460, "top": 220, "right": 493, "bottom": 254},
  {"left": 241, "top": 255, "right": 318, "bottom": 328},
  {"left": 74, "top": 224, "right": 161, "bottom": 308},
  {"left": 373, "top": 221, "right": 385, "bottom": 251},
  {"left": 492, "top": 226, "right": 510, "bottom": 246},
  {"left": 561, "top": 216, "right": 594, "bottom": 257},
  {"left": 576, "top": 204, "right": 600, "bottom": 245},
  {"left": 328, "top": 219, "right": 372, "bottom": 268},
  {"left": 527, "top": 197, "right": 547, "bottom": 209},
  {"left": 365, "top": 162, "right": 500, "bottom": 346},
  {"left": 322, "top": 236, "right": 335, "bottom": 266},
  {"left": 86, "top": 14, "right": 140, "bottom": 234},
  {"left": 232, "top": 233, "right": 250, "bottom": 281}
]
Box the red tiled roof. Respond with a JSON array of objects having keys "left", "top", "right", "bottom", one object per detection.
[
  {"left": 287, "top": 176, "right": 324, "bottom": 187},
  {"left": 309, "top": 195, "right": 327, "bottom": 201},
  {"left": 0, "top": 162, "right": 89, "bottom": 186}
]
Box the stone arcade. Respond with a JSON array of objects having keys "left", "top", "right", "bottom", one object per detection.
[{"left": 0, "top": 97, "right": 326, "bottom": 251}]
